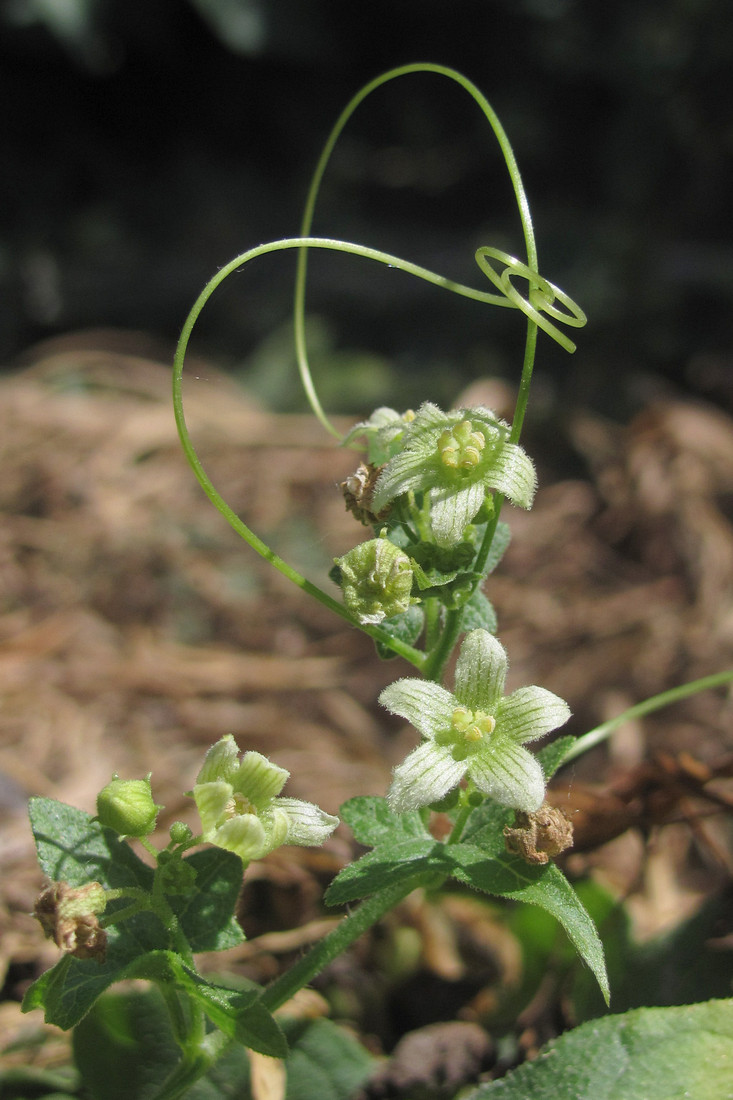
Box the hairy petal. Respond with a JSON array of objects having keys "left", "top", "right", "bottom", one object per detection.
[
  {"left": 379, "top": 679, "right": 456, "bottom": 741},
  {"left": 231, "top": 751, "right": 288, "bottom": 808},
  {"left": 213, "top": 813, "right": 269, "bottom": 861},
  {"left": 454, "top": 630, "right": 507, "bottom": 712},
  {"left": 469, "top": 738, "right": 545, "bottom": 812},
  {"left": 464, "top": 406, "right": 507, "bottom": 435},
  {"left": 276, "top": 798, "right": 339, "bottom": 846},
  {"left": 193, "top": 781, "right": 233, "bottom": 837},
  {"left": 405, "top": 401, "right": 453, "bottom": 437},
  {"left": 484, "top": 443, "right": 537, "bottom": 510},
  {"left": 498, "top": 686, "right": 571, "bottom": 744},
  {"left": 371, "top": 447, "right": 436, "bottom": 512},
  {"left": 387, "top": 742, "right": 467, "bottom": 813},
  {"left": 196, "top": 735, "right": 239, "bottom": 785},
  {"left": 429, "top": 481, "right": 486, "bottom": 546}
]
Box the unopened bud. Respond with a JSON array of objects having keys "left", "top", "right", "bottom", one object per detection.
[
  {"left": 96, "top": 775, "right": 161, "bottom": 838},
  {"left": 335, "top": 537, "right": 416, "bottom": 624}
]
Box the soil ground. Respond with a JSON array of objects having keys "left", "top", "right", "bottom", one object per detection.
[{"left": 1, "top": 332, "right": 732, "bottom": 1086}]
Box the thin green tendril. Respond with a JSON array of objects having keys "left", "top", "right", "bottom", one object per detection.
[
  {"left": 172, "top": 66, "right": 586, "bottom": 665},
  {"left": 563, "top": 670, "right": 733, "bottom": 765},
  {"left": 292, "top": 62, "right": 586, "bottom": 445}
]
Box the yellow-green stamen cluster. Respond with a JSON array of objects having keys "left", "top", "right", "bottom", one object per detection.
[
  {"left": 228, "top": 793, "right": 256, "bottom": 818},
  {"left": 437, "top": 420, "right": 486, "bottom": 469},
  {"left": 451, "top": 705, "right": 496, "bottom": 743}
]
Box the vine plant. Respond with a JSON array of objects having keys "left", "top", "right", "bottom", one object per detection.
[{"left": 22, "top": 64, "right": 733, "bottom": 1100}]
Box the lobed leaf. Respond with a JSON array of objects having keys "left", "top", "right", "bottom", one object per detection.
[
  {"left": 325, "top": 839, "right": 441, "bottom": 906},
  {"left": 339, "top": 795, "right": 430, "bottom": 847},
  {"left": 173, "top": 847, "right": 245, "bottom": 952},
  {"left": 470, "top": 999, "right": 733, "bottom": 1099},
  {"left": 446, "top": 843, "right": 608, "bottom": 1002}
]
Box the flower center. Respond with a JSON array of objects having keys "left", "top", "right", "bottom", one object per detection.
[
  {"left": 226, "top": 792, "right": 257, "bottom": 818},
  {"left": 437, "top": 420, "right": 486, "bottom": 469},
  {"left": 451, "top": 705, "right": 496, "bottom": 743}
]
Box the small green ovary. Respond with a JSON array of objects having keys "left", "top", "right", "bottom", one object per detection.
[{"left": 437, "top": 420, "right": 486, "bottom": 470}]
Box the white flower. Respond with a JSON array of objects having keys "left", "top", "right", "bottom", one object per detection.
[
  {"left": 380, "top": 630, "right": 570, "bottom": 813},
  {"left": 192, "top": 736, "right": 338, "bottom": 862},
  {"left": 371, "top": 403, "right": 537, "bottom": 546}
]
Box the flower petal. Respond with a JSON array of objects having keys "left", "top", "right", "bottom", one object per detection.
[
  {"left": 465, "top": 406, "right": 508, "bottom": 434},
  {"left": 483, "top": 442, "right": 537, "bottom": 510},
  {"left": 193, "top": 780, "right": 233, "bottom": 837},
  {"left": 468, "top": 738, "right": 545, "bottom": 812},
  {"left": 379, "top": 679, "right": 456, "bottom": 740},
  {"left": 498, "top": 686, "right": 571, "bottom": 744},
  {"left": 371, "top": 447, "right": 437, "bottom": 512},
  {"left": 387, "top": 741, "right": 467, "bottom": 813},
  {"left": 454, "top": 630, "right": 507, "bottom": 712},
  {"left": 275, "top": 798, "right": 339, "bottom": 846},
  {"left": 196, "top": 735, "right": 239, "bottom": 785},
  {"left": 231, "top": 751, "right": 288, "bottom": 808},
  {"left": 213, "top": 813, "right": 269, "bottom": 861},
  {"left": 429, "top": 481, "right": 486, "bottom": 546},
  {"left": 398, "top": 401, "right": 453, "bottom": 440}
]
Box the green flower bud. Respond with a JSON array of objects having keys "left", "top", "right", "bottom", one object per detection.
[
  {"left": 336, "top": 537, "right": 416, "bottom": 625},
  {"left": 96, "top": 775, "right": 162, "bottom": 838},
  {"left": 156, "top": 852, "right": 198, "bottom": 894},
  {"left": 169, "top": 821, "right": 193, "bottom": 846}
]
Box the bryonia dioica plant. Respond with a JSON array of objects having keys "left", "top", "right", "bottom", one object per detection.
[{"left": 23, "top": 64, "right": 733, "bottom": 1100}]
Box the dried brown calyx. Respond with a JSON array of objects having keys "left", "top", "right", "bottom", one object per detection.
[
  {"left": 503, "top": 803, "right": 574, "bottom": 865},
  {"left": 34, "top": 880, "right": 108, "bottom": 963},
  {"left": 341, "top": 462, "right": 391, "bottom": 526}
]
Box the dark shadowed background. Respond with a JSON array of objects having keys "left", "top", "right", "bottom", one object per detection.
[{"left": 2, "top": 0, "right": 732, "bottom": 421}]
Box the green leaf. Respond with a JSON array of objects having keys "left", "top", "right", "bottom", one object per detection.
[
  {"left": 185, "top": 974, "right": 285, "bottom": 1059},
  {"left": 73, "top": 993, "right": 376, "bottom": 1100},
  {"left": 172, "top": 848, "right": 245, "bottom": 952},
  {"left": 325, "top": 838, "right": 439, "bottom": 906},
  {"left": 375, "top": 604, "right": 424, "bottom": 659},
  {"left": 281, "top": 1017, "right": 375, "bottom": 1100},
  {"left": 29, "top": 796, "right": 154, "bottom": 893},
  {"left": 537, "top": 734, "right": 581, "bottom": 779},
  {"left": 445, "top": 843, "right": 608, "bottom": 1003},
  {"left": 73, "top": 987, "right": 180, "bottom": 1100},
  {"left": 460, "top": 587, "right": 498, "bottom": 633},
  {"left": 570, "top": 882, "right": 733, "bottom": 1022},
  {"left": 25, "top": 799, "right": 246, "bottom": 1028},
  {"left": 22, "top": 901, "right": 170, "bottom": 1030},
  {"left": 121, "top": 952, "right": 286, "bottom": 1059},
  {"left": 483, "top": 520, "right": 511, "bottom": 575},
  {"left": 0, "top": 1066, "right": 81, "bottom": 1099},
  {"left": 471, "top": 999, "right": 733, "bottom": 1099},
  {"left": 459, "top": 798, "right": 514, "bottom": 847},
  {"left": 339, "top": 796, "right": 430, "bottom": 847}
]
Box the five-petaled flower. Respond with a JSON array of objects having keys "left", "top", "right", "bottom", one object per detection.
[
  {"left": 192, "top": 736, "right": 338, "bottom": 863},
  {"left": 370, "top": 403, "right": 536, "bottom": 546},
  {"left": 380, "top": 629, "right": 570, "bottom": 813}
]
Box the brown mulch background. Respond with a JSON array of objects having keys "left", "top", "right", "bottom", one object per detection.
[{"left": 1, "top": 332, "right": 732, "bottom": 1078}]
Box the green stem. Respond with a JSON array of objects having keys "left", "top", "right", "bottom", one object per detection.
[
  {"left": 447, "top": 796, "right": 474, "bottom": 845},
  {"left": 510, "top": 315, "right": 540, "bottom": 447},
  {"left": 173, "top": 275, "right": 428, "bottom": 670},
  {"left": 148, "top": 1030, "right": 231, "bottom": 1100},
  {"left": 261, "top": 879, "right": 421, "bottom": 1013},
  {"left": 422, "top": 606, "right": 464, "bottom": 683},
  {"left": 563, "top": 669, "right": 733, "bottom": 765}
]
